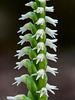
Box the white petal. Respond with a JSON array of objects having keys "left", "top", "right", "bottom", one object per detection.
[
  {"left": 46, "top": 52, "right": 58, "bottom": 62},
  {"left": 45, "top": 6, "right": 54, "bottom": 12},
  {"left": 45, "top": 16, "right": 58, "bottom": 27},
  {"left": 34, "top": 7, "right": 44, "bottom": 14},
  {"left": 36, "top": 18, "right": 45, "bottom": 25}
]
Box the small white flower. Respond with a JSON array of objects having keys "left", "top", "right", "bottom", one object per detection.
[
  {"left": 7, "top": 94, "right": 25, "bottom": 100},
  {"left": 32, "top": 42, "right": 44, "bottom": 53},
  {"left": 25, "top": 1, "right": 33, "bottom": 7},
  {"left": 46, "top": 52, "right": 58, "bottom": 62},
  {"left": 38, "top": 0, "right": 49, "bottom": 3},
  {"left": 36, "top": 18, "right": 45, "bottom": 25},
  {"left": 31, "top": 69, "right": 45, "bottom": 80},
  {"left": 45, "top": 16, "right": 58, "bottom": 27},
  {"left": 46, "top": 66, "right": 58, "bottom": 76},
  {"left": 32, "top": 29, "right": 45, "bottom": 40},
  {"left": 46, "top": 83, "right": 58, "bottom": 95},
  {"left": 36, "top": 87, "right": 48, "bottom": 97},
  {"left": 33, "top": 54, "right": 45, "bottom": 64},
  {"left": 45, "top": 27, "right": 57, "bottom": 38},
  {"left": 46, "top": 38, "right": 57, "bottom": 52},
  {"left": 17, "top": 23, "right": 30, "bottom": 34},
  {"left": 34, "top": 7, "right": 44, "bottom": 14},
  {"left": 17, "top": 34, "right": 31, "bottom": 45},
  {"left": 45, "top": 6, "right": 54, "bottom": 12},
  {"left": 12, "top": 75, "right": 26, "bottom": 86},
  {"left": 14, "top": 59, "right": 26, "bottom": 70}
]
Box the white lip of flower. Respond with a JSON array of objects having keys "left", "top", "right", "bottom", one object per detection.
[
  {"left": 46, "top": 83, "right": 58, "bottom": 95},
  {"left": 17, "top": 34, "right": 30, "bottom": 45},
  {"left": 45, "top": 16, "right": 58, "bottom": 27},
  {"left": 32, "top": 42, "right": 44, "bottom": 53},
  {"left": 31, "top": 69, "right": 45, "bottom": 80},
  {"left": 7, "top": 94, "right": 25, "bottom": 100},
  {"left": 46, "top": 66, "right": 58, "bottom": 76},
  {"left": 36, "top": 18, "right": 45, "bottom": 25},
  {"left": 46, "top": 52, "right": 58, "bottom": 62},
  {"left": 33, "top": 54, "right": 45, "bottom": 64},
  {"left": 46, "top": 38, "right": 57, "bottom": 52},
  {"left": 32, "top": 29, "right": 45, "bottom": 40},
  {"left": 34, "top": 7, "right": 44, "bottom": 14},
  {"left": 14, "top": 59, "right": 26, "bottom": 70},
  {"left": 17, "top": 23, "right": 29, "bottom": 34},
  {"left": 12, "top": 75, "right": 25, "bottom": 86},
  {"left": 45, "top": 6, "right": 54, "bottom": 12},
  {"left": 45, "top": 27, "right": 57, "bottom": 38}
]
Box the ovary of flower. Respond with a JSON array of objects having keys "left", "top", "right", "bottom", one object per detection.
[
  {"left": 12, "top": 75, "right": 26, "bottom": 86},
  {"left": 32, "top": 42, "right": 44, "bottom": 53},
  {"left": 46, "top": 52, "right": 58, "bottom": 62},
  {"left": 46, "top": 66, "right": 58, "bottom": 76},
  {"left": 46, "top": 83, "right": 58, "bottom": 95},
  {"left": 45, "top": 6, "right": 54, "bottom": 12},
  {"left": 33, "top": 54, "right": 45, "bottom": 64},
  {"left": 14, "top": 59, "right": 26, "bottom": 70},
  {"left": 45, "top": 27, "right": 57, "bottom": 38},
  {"left": 7, "top": 94, "right": 25, "bottom": 100},
  {"left": 34, "top": 7, "right": 44, "bottom": 14},
  {"left": 45, "top": 16, "right": 58, "bottom": 27},
  {"left": 31, "top": 69, "right": 45, "bottom": 80},
  {"left": 46, "top": 38, "right": 57, "bottom": 52},
  {"left": 36, "top": 18, "right": 45, "bottom": 25},
  {"left": 32, "top": 29, "right": 45, "bottom": 40},
  {"left": 36, "top": 87, "right": 48, "bottom": 97}
]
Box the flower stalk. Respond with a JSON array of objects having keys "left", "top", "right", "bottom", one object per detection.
[{"left": 7, "top": 0, "right": 58, "bottom": 100}]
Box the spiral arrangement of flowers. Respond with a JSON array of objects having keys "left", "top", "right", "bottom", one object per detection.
[{"left": 7, "top": 0, "right": 58, "bottom": 100}]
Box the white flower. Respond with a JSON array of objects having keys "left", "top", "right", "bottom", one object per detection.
[
  {"left": 25, "top": 1, "right": 33, "bottom": 7},
  {"left": 17, "top": 34, "right": 31, "bottom": 45},
  {"left": 46, "top": 38, "right": 57, "bottom": 52},
  {"left": 45, "top": 16, "right": 58, "bottom": 27},
  {"left": 12, "top": 75, "right": 26, "bottom": 86},
  {"left": 7, "top": 94, "right": 25, "bottom": 100},
  {"left": 36, "top": 87, "right": 48, "bottom": 97},
  {"left": 32, "top": 42, "right": 44, "bottom": 53},
  {"left": 46, "top": 66, "right": 58, "bottom": 76},
  {"left": 31, "top": 69, "right": 45, "bottom": 80},
  {"left": 46, "top": 52, "right": 58, "bottom": 62},
  {"left": 17, "top": 23, "right": 30, "bottom": 34},
  {"left": 32, "top": 29, "right": 45, "bottom": 40},
  {"left": 46, "top": 83, "right": 58, "bottom": 95},
  {"left": 14, "top": 47, "right": 28, "bottom": 59},
  {"left": 45, "top": 27, "right": 57, "bottom": 38},
  {"left": 38, "top": 0, "right": 49, "bottom": 3},
  {"left": 14, "top": 59, "right": 26, "bottom": 70},
  {"left": 33, "top": 54, "right": 45, "bottom": 64},
  {"left": 34, "top": 7, "right": 44, "bottom": 14},
  {"left": 36, "top": 18, "right": 45, "bottom": 25},
  {"left": 45, "top": 6, "right": 54, "bottom": 12}
]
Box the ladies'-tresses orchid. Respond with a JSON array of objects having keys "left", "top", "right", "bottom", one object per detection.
[{"left": 7, "top": 0, "right": 59, "bottom": 100}]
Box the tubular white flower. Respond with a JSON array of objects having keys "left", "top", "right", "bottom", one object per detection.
[
  {"left": 25, "top": 1, "right": 34, "bottom": 7},
  {"left": 34, "top": 7, "right": 44, "bottom": 14},
  {"left": 45, "top": 27, "right": 57, "bottom": 38},
  {"left": 32, "top": 29, "right": 45, "bottom": 40},
  {"left": 46, "top": 83, "right": 58, "bottom": 95},
  {"left": 7, "top": 94, "right": 25, "bottom": 100},
  {"left": 33, "top": 54, "right": 45, "bottom": 64},
  {"left": 31, "top": 69, "right": 45, "bottom": 80},
  {"left": 46, "top": 38, "right": 57, "bottom": 52},
  {"left": 17, "top": 34, "right": 31, "bottom": 45},
  {"left": 12, "top": 75, "right": 26, "bottom": 86},
  {"left": 45, "top": 6, "right": 54, "bottom": 12},
  {"left": 17, "top": 23, "right": 30, "bottom": 34},
  {"left": 46, "top": 52, "right": 58, "bottom": 62},
  {"left": 45, "top": 16, "right": 58, "bottom": 27},
  {"left": 36, "top": 18, "right": 45, "bottom": 25},
  {"left": 36, "top": 87, "right": 48, "bottom": 97},
  {"left": 14, "top": 59, "right": 26, "bottom": 70},
  {"left": 46, "top": 66, "right": 58, "bottom": 76},
  {"left": 32, "top": 42, "right": 44, "bottom": 53}
]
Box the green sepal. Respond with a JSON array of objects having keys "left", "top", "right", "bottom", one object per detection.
[
  {"left": 39, "top": 95, "right": 48, "bottom": 100},
  {"left": 30, "top": 12, "right": 38, "bottom": 23}
]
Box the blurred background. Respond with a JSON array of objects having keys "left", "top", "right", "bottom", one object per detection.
[{"left": 0, "top": 0, "right": 75, "bottom": 100}]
